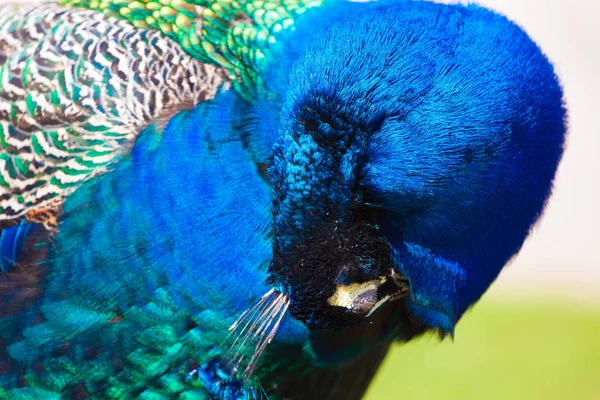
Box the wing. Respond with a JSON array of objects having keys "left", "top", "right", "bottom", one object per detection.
[
  {"left": 56, "top": 0, "right": 325, "bottom": 96},
  {"left": 0, "top": 4, "right": 227, "bottom": 228}
]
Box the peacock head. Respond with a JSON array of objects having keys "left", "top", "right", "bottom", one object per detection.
[{"left": 266, "top": 1, "right": 565, "bottom": 332}]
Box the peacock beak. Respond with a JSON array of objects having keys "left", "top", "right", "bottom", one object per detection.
[{"left": 327, "top": 269, "right": 409, "bottom": 317}]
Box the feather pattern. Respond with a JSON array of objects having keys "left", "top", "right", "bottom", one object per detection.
[
  {"left": 0, "top": 4, "right": 228, "bottom": 225},
  {"left": 56, "top": 0, "right": 325, "bottom": 96}
]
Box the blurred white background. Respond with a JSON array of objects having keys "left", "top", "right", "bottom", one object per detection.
[{"left": 1, "top": 0, "right": 598, "bottom": 305}]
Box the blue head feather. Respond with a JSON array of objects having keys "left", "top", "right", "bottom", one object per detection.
[{"left": 267, "top": 2, "right": 566, "bottom": 333}]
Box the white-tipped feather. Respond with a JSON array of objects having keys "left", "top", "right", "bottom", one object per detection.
[{"left": 223, "top": 290, "right": 290, "bottom": 383}]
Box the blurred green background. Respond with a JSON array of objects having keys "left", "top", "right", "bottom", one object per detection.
[{"left": 365, "top": 297, "right": 600, "bottom": 400}]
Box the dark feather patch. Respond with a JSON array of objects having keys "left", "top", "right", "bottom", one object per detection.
[
  {"left": 0, "top": 222, "right": 50, "bottom": 317},
  {"left": 267, "top": 303, "right": 425, "bottom": 399}
]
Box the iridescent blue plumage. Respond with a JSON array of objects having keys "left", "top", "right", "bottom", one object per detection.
[
  {"left": 0, "top": 221, "right": 34, "bottom": 274},
  {"left": 0, "top": 90, "right": 310, "bottom": 397},
  {"left": 267, "top": 1, "right": 565, "bottom": 334},
  {"left": 0, "top": 1, "right": 566, "bottom": 398}
]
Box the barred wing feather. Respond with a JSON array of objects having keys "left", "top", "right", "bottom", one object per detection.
[{"left": 0, "top": 4, "right": 227, "bottom": 226}]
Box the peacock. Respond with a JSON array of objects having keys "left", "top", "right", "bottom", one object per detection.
[{"left": 0, "top": 0, "right": 566, "bottom": 398}]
